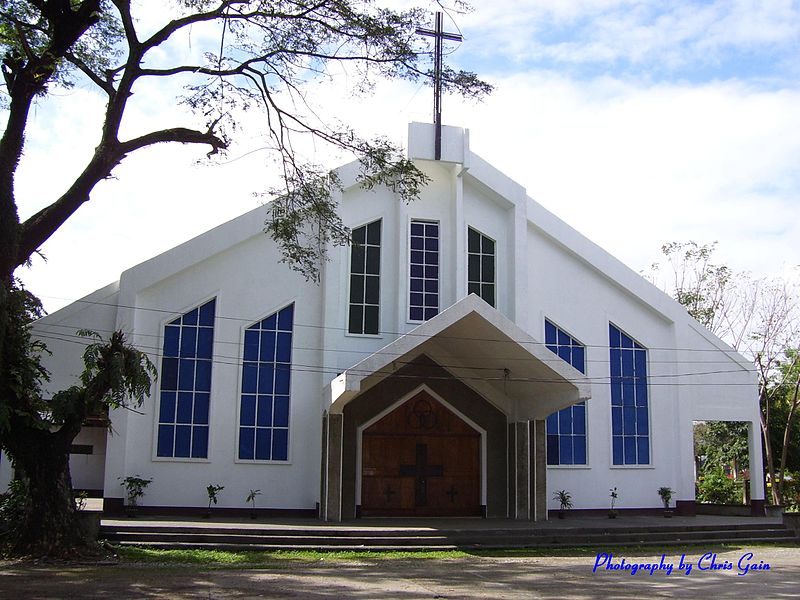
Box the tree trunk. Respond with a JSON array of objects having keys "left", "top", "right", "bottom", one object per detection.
[
  {"left": 776, "top": 377, "right": 800, "bottom": 504},
  {"left": 7, "top": 426, "right": 86, "bottom": 556},
  {"left": 760, "top": 394, "right": 780, "bottom": 505}
]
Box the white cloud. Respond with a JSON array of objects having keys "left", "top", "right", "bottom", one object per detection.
[
  {"left": 11, "top": 2, "right": 800, "bottom": 314},
  {"left": 438, "top": 73, "right": 800, "bottom": 276},
  {"left": 459, "top": 0, "right": 800, "bottom": 70}
]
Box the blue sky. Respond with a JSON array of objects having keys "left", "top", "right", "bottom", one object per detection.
[
  {"left": 12, "top": 0, "right": 800, "bottom": 313},
  {"left": 457, "top": 1, "right": 799, "bottom": 82}
]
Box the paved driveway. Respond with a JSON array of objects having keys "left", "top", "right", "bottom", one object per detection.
[{"left": 2, "top": 546, "right": 798, "bottom": 599}]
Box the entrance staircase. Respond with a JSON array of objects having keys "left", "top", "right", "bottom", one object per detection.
[{"left": 100, "top": 517, "right": 797, "bottom": 552}]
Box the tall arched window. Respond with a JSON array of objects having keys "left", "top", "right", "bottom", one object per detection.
[
  {"left": 238, "top": 303, "right": 294, "bottom": 461},
  {"left": 157, "top": 298, "right": 215, "bottom": 458}
]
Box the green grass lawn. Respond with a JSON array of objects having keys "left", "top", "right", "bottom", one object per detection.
[{"left": 115, "top": 541, "right": 800, "bottom": 567}]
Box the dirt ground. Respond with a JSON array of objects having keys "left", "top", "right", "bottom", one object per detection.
[{"left": 2, "top": 546, "right": 799, "bottom": 599}]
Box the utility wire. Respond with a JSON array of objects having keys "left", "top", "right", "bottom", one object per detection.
[
  {"left": 32, "top": 330, "right": 757, "bottom": 387},
  {"left": 35, "top": 293, "right": 751, "bottom": 357}
]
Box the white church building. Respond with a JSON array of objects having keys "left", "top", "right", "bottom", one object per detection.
[{"left": 4, "top": 123, "right": 765, "bottom": 519}]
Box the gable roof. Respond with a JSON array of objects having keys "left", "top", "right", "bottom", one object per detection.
[{"left": 326, "top": 294, "right": 591, "bottom": 420}]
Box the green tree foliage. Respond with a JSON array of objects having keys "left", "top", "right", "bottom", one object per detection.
[
  {"left": 1, "top": 280, "right": 154, "bottom": 555},
  {"left": 696, "top": 467, "right": 741, "bottom": 505},
  {"left": 694, "top": 421, "right": 749, "bottom": 474},
  {"left": 765, "top": 349, "right": 800, "bottom": 503},
  {"left": 0, "top": 1, "right": 490, "bottom": 555}
]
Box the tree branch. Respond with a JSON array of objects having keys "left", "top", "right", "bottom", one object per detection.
[
  {"left": 118, "top": 126, "right": 228, "bottom": 157},
  {"left": 64, "top": 51, "right": 116, "bottom": 96},
  {"left": 16, "top": 121, "right": 227, "bottom": 268}
]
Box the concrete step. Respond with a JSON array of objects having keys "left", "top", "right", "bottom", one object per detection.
[
  {"left": 101, "top": 521, "right": 796, "bottom": 551},
  {"left": 108, "top": 535, "right": 799, "bottom": 553}
]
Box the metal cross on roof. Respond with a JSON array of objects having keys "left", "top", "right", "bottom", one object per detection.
[{"left": 416, "top": 11, "right": 463, "bottom": 160}]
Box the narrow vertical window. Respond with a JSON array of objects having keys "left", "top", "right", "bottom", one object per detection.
[
  {"left": 467, "top": 227, "right": 496, "bottom": 307},
  {"left": 157, "top": 298, "right": 215, "bottom": 459},
  {"left": 239, "top": 303, "right": 294, "bottom": 461},
  {"left": 544, "top": 319, "right": 587, "bottom": 465},
  {"left": 409, "top": 220, "right": 439, "bottom": 321},
  {"left": 348, "top": 220, "right": 381, "bottom": 335},
  {"left": 609, "top": 324, "right": 650, "bottom": 465}
]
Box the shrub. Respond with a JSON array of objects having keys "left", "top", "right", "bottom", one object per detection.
[
  {"left": 697, "top": 469, "right": 739, "bottom": 504},
  {"left": 0, "top": 480, "right": 29, "bottom": 537}
]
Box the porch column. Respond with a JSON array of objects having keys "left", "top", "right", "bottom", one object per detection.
[
  {"left": 508, "top": 421, "right": 533, "bottom": 521},
  {"left": 748, "top": 419, "right": 766, "bottom": 516},
  {"left": 530, "top": 419, "right": 547, "bottom": 521},
  {"left": 508, "top": 421, "right": 530, "bottom": 519},
  {"left": 322, "top": 412, "right": 344, "bottom": 522}
]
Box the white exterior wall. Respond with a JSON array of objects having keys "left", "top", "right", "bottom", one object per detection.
[
  {"left": 523, "top": 199, "right": 757, "bottom": 512},
  {"left": 104, "top": 212, "right": 324, "bottom": 510},
  {"left": 69, "top": 427, "right": 107, "bottom": 491},
  {"left": 28, "top": 122, "right": 760, "bottom": 512},
  {"left": 529, "top": 225, "right": 680, "bottom": 510}
]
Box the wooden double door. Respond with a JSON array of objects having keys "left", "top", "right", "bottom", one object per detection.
[{"left": 360, "top": 391, "right": 481, "bottom": 517}]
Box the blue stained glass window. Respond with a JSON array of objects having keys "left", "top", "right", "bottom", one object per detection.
[
  {"left": 239, "top": 428, "right": 255, "bottom": 460},
  {"left": 257, "top": 396, "right": 272, "bottom": 427},
  {"left": 242, "top": 363, "right": 257, "bottom": 393},
  {"left": 164, "top": 326, "right": 180, "bottom": 356},
  {"left": 543, "top": 319, "right": 587, "bottom": 465},
  {"left": 559, "top": 435, "right": 573, "bottom": 464},
  {"left": 157, "top": 425, "right": 174, "bottom": 457},
  {"left": 175, "top": 425, "right": 191, "bottom": 457},
  {"left": 183, "top": 308, "right": 198, "bottom": 326},
  {"left": 157, "top": 298, "right": 215, "bottom": 458},
  {"left": 609, "top": 323, "right": 650, "bottom": 465},
  {"left": 198, "top": 301, "right": 215, "bottom": 326},
  {"left": 191, "top": 427, "right": 208, "bottom": 458},
  {"left": 612, "top": 436, "right": 624, "bottom": 465},
  {"left": 197, "top": 328, "right": 213, "bottom": 359},
  {"left": 409, "top": 220, "right": 439, "bottom": 321},
  {"left": 241, "top": 395, "right": 256, "bottom": 426},
  {"left": 159, "top": 392, "right": 176, "bottom": 423},
  {"left": 238, "top": 303, "right": 293, "bottom": 461},
  {"left": 193, "top": 393, "right": 210, "bottom": 425},
  {"left": 196, "top": 361, "right": 212, "bottom": 391},
  {"left": 176, "top": 392, "right": 193, "bottom": 424},
  {"left": 255, "top": 428, "right": 271, "bottom": 459},
  {"left": 162, "top": 358, "right": 178, "bottom": 390},
  {"left": 272, "top": 429, "right": 289, "bottom": 461},
  {"left": 180, "top": 326, "right": 197, "bottom": 358}
]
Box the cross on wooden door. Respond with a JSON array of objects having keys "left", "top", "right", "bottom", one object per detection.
[
  {"left": 446, "top": 485, "right": 458, "bottom": 503},
  {"left": 399, "top": 443, "right": 443, "bottom": 507}
]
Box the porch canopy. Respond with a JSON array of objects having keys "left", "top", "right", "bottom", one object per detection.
[{"left": 326, "top": 295, "right": 591, "bottom": 419}]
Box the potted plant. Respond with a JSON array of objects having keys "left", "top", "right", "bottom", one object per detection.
[
  {"left": 608, "top": 487, "right": 618, "bottom": 519},
  {"left": 246, "top": 489, "right": 262, "bottom": 519},
  {"left": 205, "top": 484, "right": 224, "bottom": 518},
  {"left": 553, "top": 489, "right": 573, "bottom": 519},
  {"left": 119, "top": 475, "right": 152, "bottom": 517},
  {"left": 658, "top": 486, "right": 674, "bottom": 517}
]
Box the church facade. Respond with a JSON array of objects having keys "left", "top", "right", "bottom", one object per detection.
[{"left": 7, "top": 123, "right": 765, "bottom": 519}]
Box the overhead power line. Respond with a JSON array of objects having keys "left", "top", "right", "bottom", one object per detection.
[
  {"left": 32, "top": 330, "right": 756, "bottom": 388},
  {"left": 35, "top": 293, "right": 751, "bottom": 358}
]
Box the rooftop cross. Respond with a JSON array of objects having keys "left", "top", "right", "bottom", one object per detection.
[{"left": 416, "top": 11, "right": 463, "bottom": 160}]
